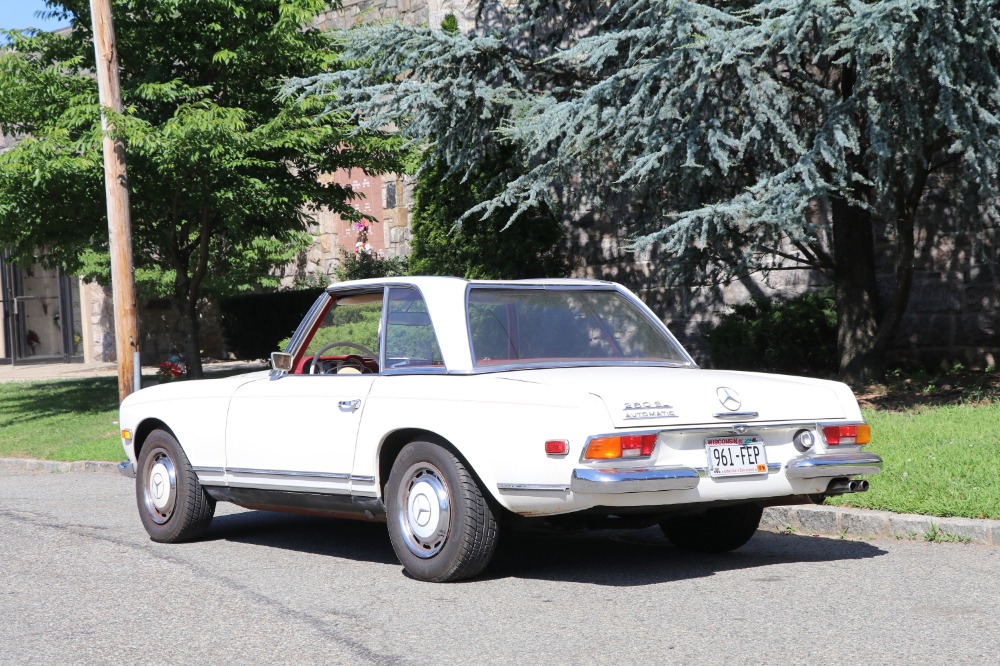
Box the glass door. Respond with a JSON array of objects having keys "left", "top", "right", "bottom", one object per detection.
[{"left": 0, "top": 255, "right": 83, "bottom": 365}]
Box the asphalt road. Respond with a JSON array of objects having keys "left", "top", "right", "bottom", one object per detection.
[{"left": 2, "top": 470, "right": 999, "bottom": 665}]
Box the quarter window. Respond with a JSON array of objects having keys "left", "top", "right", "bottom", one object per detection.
[{"left": 383, "top": 287, "right": 445, "bottom": 370}]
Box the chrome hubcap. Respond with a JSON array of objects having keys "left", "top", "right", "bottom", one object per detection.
[
  {"left": 396, "top": 463, "right": 451, "bottom": 558},
  {"left": 142, "top": 448, "right": 177, "bottom": 525}
]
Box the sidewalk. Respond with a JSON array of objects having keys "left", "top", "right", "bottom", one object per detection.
[
  {"left": 0, "top": 359, "right": 267, "bottom": 383},
  {"left": 0, "top": 360, "right": 118, "bottom": 382}
]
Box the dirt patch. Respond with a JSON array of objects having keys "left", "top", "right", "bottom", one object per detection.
[{"left": 855, "top": 369, "right": 1000, "bottom": 411}]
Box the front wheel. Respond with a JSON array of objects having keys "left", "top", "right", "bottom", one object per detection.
[
  {"left": 659, "top": 503, "right": 762, "bottom": 553},
  {"left": 136, "top": 428, "right": 216, "bottom": 543},
  {"left": 386, "top": 440, "right": 499, "bottom": 582}
]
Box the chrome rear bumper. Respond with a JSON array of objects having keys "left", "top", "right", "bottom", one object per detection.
[
  {"left": 570, "top": 451, "right": 882, "bottom": 494},
  {"left": 784, "top": 452, "right": 882, "bottom": 479},
  {"left": 571, "top": 466, "right": 700, "bottom": 494}
]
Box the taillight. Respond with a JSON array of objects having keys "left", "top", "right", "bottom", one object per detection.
[
  {"left": 584, "top": 433, "right": 657, "bottom": 460},
  {"left": 822, "top": 424, "right": 871, "bottom": 446}
]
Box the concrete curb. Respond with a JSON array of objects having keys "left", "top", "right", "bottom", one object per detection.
[
  {"left": 0, "top": 458, "right": 121, "bottom": 475},
  {"left": 2, "top": 458, "right": 997, "bottom": 546},
  {"left": 761, "top": 504, "right": 1000, "bottom": 546}
]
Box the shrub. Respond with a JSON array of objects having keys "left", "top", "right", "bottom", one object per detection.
[
  {"left": 219, "top": 288, "right": 324, "bottom": 360},
  {"left": 706, "top": 290, "right": 837, "bottom": 376},
  {"left": 334, "top": 250, "right": 408, "bottom": 281}
]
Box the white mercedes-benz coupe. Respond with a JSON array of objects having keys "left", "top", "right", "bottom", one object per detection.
[{"left": 120, "top": 277, "right": 880, "bottom": 581}]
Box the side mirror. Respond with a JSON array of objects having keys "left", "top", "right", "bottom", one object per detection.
[{"left": 270, "top": 351, "right": 294, "bottom": 373}]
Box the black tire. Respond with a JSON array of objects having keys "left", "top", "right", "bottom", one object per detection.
[
  {"left": 659, "top": 503, "right": 763, "bottom": 553},
  {"left": 385, "top": 440, "right": 499, "bottom": 582},
  {"left": 136, "top": 428, "right": 216, "bottom": 543}
]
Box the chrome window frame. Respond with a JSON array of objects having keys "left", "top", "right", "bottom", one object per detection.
[{"left": 380, "top": 284, "right": 449, "bottom": 376}]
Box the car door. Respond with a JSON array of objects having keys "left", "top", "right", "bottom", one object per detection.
[
  {"left": 224, "top": 373, "right": 377, "bottom": 494},
  {"left": 224, "top": 289, "right": 384, "bottom": 494}
]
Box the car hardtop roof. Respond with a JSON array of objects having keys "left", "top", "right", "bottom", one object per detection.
[{"left": 324, "top": 275, "right": 616, "bottom": 293}]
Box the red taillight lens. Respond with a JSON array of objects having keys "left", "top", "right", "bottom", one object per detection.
[
  {"left": 584, "top": 433, "right": 657, "bottom": 460},
  {"left": 822, "top": 424, "right": 871, "bottom": 446}
]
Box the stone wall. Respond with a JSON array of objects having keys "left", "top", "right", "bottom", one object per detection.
[
  {"left": 313, "top": 0, "right": 476, "bottom": 31},
  {"left": 313, "top": 0, "right": 430, "bottom": 30},
  {"left": 274, "top": 172, "right": 415, "bottom": 289},
  {"left": 571, "top": 201, "right": 1000, "bottom": 371}
]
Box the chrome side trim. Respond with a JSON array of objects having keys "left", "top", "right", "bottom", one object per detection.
[
  {"left": 785, "top": 452, "right": 883, "bottom": 479},
  {"left": 118, "top": 460, "right": 136, "bottom": 479},
  {"left": 226, "top": 468, "right": 351, "bottom": 480},
  {"left": 571, "top": 466, "right": 700, "bottom": 494},
  {"left": 350, "top": 474, "right": 379, "bottom": 497},
  {"left": 694, "top": 462, "right": 782, "bottom": 478},
  {"left": 225, "top": 479, "right": 354, "bottom": 495},
  {"left": 193, "top": 466, "right": 225, "bottom": 474},
  {"left": 496, "top": 483, "right": 571, "bottom": 492}
]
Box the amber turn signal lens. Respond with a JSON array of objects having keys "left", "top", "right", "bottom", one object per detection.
[
  {"left": 856, "top": 424, "right": 871, "bottom": 445},
  {"left": 584, "top": 436, "right": 622, "bottom": 459},
  {"left": 583, "top": 433, "right": 657, "bottom": 460},
  {"left": 121, "top": 429, "right": 132, "bottom": 440}
]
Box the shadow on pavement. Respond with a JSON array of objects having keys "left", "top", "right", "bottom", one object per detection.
[
  {"left": 485, "top": 527, "right": 887, "bottom": 586},
  {"left": 207, "top": 510, "right": 398, "bottom": 566},
  {"left": 202, "top": 509, "right": 887, "bottom": 586}
]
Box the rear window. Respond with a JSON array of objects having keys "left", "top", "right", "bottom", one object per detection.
[{"left": 467, "top": 288, "right": 690, "bottom": 368}]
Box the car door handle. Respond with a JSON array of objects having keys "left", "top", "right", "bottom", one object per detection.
[{"left": 338, "top": 399, "right": 361, "bottom": 411}]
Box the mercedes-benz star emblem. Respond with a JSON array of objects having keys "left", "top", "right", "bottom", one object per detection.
[
  {"left": 152, "top": 473, "right": 164, "bottom": 499},
  {"left": 717, "top": 386, "right": 742, "bottom": 411},
  {"left": 414, "top": 495, "right": 432, "bottom": 527}
]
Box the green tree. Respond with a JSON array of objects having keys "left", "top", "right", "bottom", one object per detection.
[
  {"left": 409, "top": 155, "right": 568, "bottom": 280},
  {"left": 288, "top": 0, "right": 1000, "bottom": 384},
  {"left": 0, "top": 0, "right": 402, "bottom": 377}
]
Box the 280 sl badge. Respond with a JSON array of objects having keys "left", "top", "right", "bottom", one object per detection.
[{"left": 622, "top": 400, "right": 678, "bottom": 420}]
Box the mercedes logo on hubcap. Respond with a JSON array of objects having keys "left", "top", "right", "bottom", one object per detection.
[
  {"left": 152, "top": 473, "right": 164, "bottom": 499},
  {"left": 413, "top": 494, "right": 432, "bottom": 527},
  {"left": 717, "top": 386, "right": 742, "bottom": 411}
]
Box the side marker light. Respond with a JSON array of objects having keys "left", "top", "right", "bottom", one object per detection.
[{"left": 545, "top": 440, "right": 569, "bottom": 456}]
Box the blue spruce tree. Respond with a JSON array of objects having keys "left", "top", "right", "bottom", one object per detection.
[{"left": 289, "top": 0, "right": 1000, "bottom": 382}]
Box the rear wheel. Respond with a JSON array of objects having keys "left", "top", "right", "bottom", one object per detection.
[
  {"left": 659, "top": 503, "right": 762, "bottom": 553},
  {"left": 136, "top": 428, "right": 215, "bottom": 543},
  {"left": 386, "top": 440, "right": 499, "bottom": 582}
]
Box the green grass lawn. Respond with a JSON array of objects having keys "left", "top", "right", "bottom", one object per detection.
[
  {"left": 0, "top": 378, "right": 122, "bottom": 462},
  {"left": 2, "top": 376, "right": 998, "bottom": 520},
  {"left": 825, "top": 404, "right": 1000, "bottom": 520}
]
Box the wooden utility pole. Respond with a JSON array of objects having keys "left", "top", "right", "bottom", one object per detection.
[{"left": 90, "top": 0, "right": 139, "bottom": 401}]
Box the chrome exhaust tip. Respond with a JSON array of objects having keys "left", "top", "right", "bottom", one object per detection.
[{"left": 825, "top": 478, "right": 870, "bottom": 495}]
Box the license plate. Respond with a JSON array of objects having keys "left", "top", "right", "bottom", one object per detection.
[{"left": 705, "top": 436, "right": 768, "bottom": 478}]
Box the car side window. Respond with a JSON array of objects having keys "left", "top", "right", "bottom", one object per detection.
[
  {"left": 383, "top": 287, "right": 445, "bottom": 371},
  {"left": 299, "top": 292, "right": 383, "bottom": 374}
]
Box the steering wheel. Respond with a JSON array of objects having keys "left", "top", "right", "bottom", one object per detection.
[{"left": 308, "top": 341, "right": 377, "bottom": 374}]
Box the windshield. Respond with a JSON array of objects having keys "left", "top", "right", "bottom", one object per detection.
[{"left": 467, "top": 287, "right": 692, "bottom": 368}]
